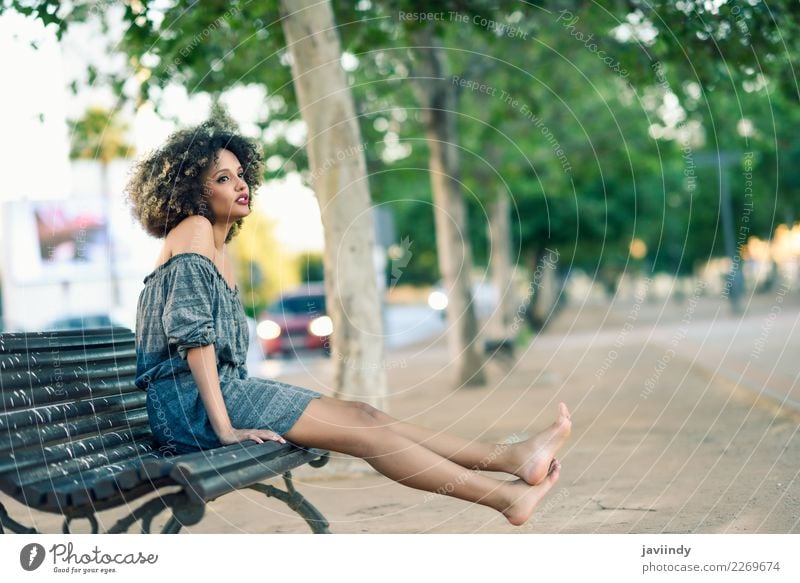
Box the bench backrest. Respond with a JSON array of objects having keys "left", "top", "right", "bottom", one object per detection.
[{"left": 0, "top": 327, "right": 161, "bottom": 508}]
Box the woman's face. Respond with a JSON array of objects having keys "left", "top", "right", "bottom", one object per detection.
[{"left": 202, "top": 148, "right": 251, "bottom": 223}]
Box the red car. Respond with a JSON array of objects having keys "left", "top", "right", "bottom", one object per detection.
[{"left": 256, "top": 283, "right": 332, "bottom": 358}]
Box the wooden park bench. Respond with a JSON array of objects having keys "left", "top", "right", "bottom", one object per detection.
[{"left": 0, "top": 327, "right": 331, "bottom": 534}]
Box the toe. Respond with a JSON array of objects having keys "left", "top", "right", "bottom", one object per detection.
[{"left": 547, "top": 462, "right": 561, "bottom": 484}]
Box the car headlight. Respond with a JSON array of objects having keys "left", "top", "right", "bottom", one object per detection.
[
  {"left": 308, "top": 315, "right": 333, "bottom": 337},
  {"left": 427, "top": 290, "right": 448, "bottom": 311},
  {"left": 257, "top": 319, "right": 281, "bottom": 340}
]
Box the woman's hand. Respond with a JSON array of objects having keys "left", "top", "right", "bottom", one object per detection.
[{"left": 217, "top": 427, "right": 287, "bottom": 446}]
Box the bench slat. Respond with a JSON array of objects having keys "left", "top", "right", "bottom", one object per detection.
[
  {"left": 0, "top": 328, "right": 133, "bottom": 353},
  {"left": 0, "top": 362, "right": 137, "bottom": 393},
  {"left": 0, "top": 378, "right": 140, "bottom": 412},
  {"left": 18, "top": 446, "right": 160, "bottom": 510},
  {"left": 8, "top": 423, "right": 152, "bottom": 490},
  {"left": 174, "top": 446, "right": 327, "bottom": 504},
  {"left": 136, "top": 440, "right": 281, "bottom": 480},
  {"left": 19, "top": 442, "right": 161, "bottom": 509},
  {"left": 1, "top": 409, "right": 149, "bottom": 455},
  {"left": 136, "top": 442, "right": 327, "bottom": 504},
  {"left": 0, "top": 345, "right": 136, "bottom": 371},
  {"left": 0, "top": 391, "right": 145, "bottom": 434},
  {"left": 42, "top": 446, "right": 163, "bottom": 509},
  {"left": 0, "top": 422, "right": 152, "bottom": 476}
]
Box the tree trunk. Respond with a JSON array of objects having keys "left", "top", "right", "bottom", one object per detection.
[
  {"left": 101, "top": 161, "right": 121, "bottom": 309},
  {"left": 409, "top": 24, "right": 486, "bottom": 387},
  {"left": 279, "top": 0, "right": 387, "bottom": 407},
  {"left": 486, "top": 186, "right": 517, "bottom": 353},
  {"left": 524, "top": 246, "right": 562, "bottom": 332}
]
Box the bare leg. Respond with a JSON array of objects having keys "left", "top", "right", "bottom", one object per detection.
[
  {"left": 283, "top": 396, "right": 562, "bottom": 525},
  {"left": 329, "top": 397, "right": 572, "bottom": 486}
]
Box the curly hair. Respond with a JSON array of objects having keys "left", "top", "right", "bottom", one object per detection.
[{"left": 124, "top": 118, "right": 264, "bottom": 244}]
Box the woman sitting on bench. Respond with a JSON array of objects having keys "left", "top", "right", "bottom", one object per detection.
[{"left": 124, "top": 119, "right": 572, "bottom": 527}]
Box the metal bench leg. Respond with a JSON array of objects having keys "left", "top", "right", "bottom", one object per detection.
[
  {"left": 160, "top": 499, "right": 205, "bottom": 534},
  {"left": 63, "top": 512, "right": 99, "bottom": 534},
  {"left": 107, "top": 492, "right": 204, "bottom": 534},
  {"left": 247, "top": 470, "right": 331, "bottom": 533},
  {"left": 0, "top": 501, "right": 39, "bottom": 534}
]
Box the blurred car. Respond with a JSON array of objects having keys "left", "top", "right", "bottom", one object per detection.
[
  {"left": 43, "top": 313, "right": 129, "bottom": 331},
  {"left": 256, "top": 283, "right": 332, "bottom": 358}
]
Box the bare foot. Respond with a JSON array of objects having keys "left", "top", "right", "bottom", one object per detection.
[
  {"left": 501, "top": 460, "right": 562, "bottom": 526},
  {"left": 509, "top": 402, "right": 571, "bottom": 486}
]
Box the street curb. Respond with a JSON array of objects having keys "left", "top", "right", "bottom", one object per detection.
[{"left": 681, "top": 351, "right": 800, "bottom": 423}]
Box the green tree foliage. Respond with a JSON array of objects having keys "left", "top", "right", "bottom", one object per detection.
[
  {"left": 4, "top": 0, "right": 799, "bottom": 285},
  {"left": 297, "top": 251, "right": 325, "bottom": 283}
]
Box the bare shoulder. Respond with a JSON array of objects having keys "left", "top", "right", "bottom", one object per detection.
[{"left": 166, "top": 215, "right": 215, "bottom": 260}]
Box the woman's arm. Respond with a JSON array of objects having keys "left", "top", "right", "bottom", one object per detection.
[
  {"left": 186, "top": 343, "right": 286, "bottom": 445},
  {"left": 186, "top": 343, "right": 233, "bottom": 437}
]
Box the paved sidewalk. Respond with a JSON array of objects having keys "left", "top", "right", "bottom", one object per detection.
[{"left": 5, "top": 288, "right": 798, "bottom": 533}]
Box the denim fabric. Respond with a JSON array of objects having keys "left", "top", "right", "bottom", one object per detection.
[{"left": 135, "top": 253, "right": 322, "bottom": 455}]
